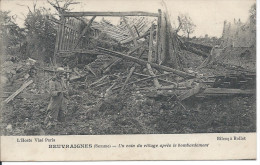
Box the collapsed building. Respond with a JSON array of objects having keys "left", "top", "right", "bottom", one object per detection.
[
  {"left": 50, "top": 9, "right": 255, "bottom": 97},
  {"left": 1, "top": 8, "right": 256, "bottom": 135}
]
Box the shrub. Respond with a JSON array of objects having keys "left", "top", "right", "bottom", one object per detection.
[
  {"left": 24, "top": 7, "right": 56, "bottom": 62},
  {"left": 0, "top": 11, "right": 25, "bottom": 55}
]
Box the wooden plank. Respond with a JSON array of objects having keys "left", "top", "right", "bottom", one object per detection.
[
  {"left": 64, "top": 27, "right": 68, "bottom": 50},
  {"left": 147, "top": 24, "right": 155, "bottom": 62},
  {"left": 53, "top": 18, "right": 62, "bottom": 64},
  {"left": 155, "top": 9, "right": 161, "bottom": 63},
  {"left": 98, "top": 22, "right": 127, "bottom": 35},
  {"left": 128, "top": 44, "right": 144, "bottom": 55},
  {"left": 103, "top": 44, "right": 144, "bottom": 72},
  {"left": 92, "top": 26, "right": 123, "bottom": 37},
  {"left": 66, "top": 21, "right": 70, "bottom": 50},
  {"left": 122, "top": 16, "right": 138, "bottom": 46},
  {"left": 70, "top": 74, "right": 87, "bottom": 81},
  {"left": 89, "top": 75, "right": 108, "bottom": 87},
  {"left": 1, "top": 92, "right": 43, "bottom": 98},
  {"left": 147, "top": 24, "right": 160, "bottom": 88},
  {"left": 59, "top": 16, "right": 66, "bottom": 51},
  {"left": 198, "top": 88, "right": 255, "bottom": 96},
  {"left": 64, "top": 18, "right": 69, "bottom": 50},
  {"left": 63, "top": 11, "right": 159, "bottom": 17},
  {"left": 132, "top": 72, "right": 177, "bottom": 86},
  {"left": 103, "top": 58, "right": 121, "bottom": 74},
  {"left": 164, "top": 10, "right": 179, "bottom": 67},
  {"left": 99, "top": 30, "right": 127, "bottom": 40},
  {"left": 67, "top": 19, "right": 73, "bottom": 50},
  {"left": 58, "top": 49, "right": 100, "bottom": 57},
  {"left": 90, "top": 36, "right": 129, "bottom": 48},
  {"left": 119, "top": 17, "right": 141, "bottom": 92},
  {"left": 85, "top": 65, "right": 97, "bottom": 77},
  {"left": 97, "top": 47, "right": 195, "bottom": 78},
  {"left": 112, "top": 72, "right": 173, "bottom": 91},
  {"left": 159, "top": 13, "right": 167, "bottom": 64},
  {"left": 182, "top": 44, "right": 209, "bottom": 58},
  {"left": 71, "top": 19, "right": 76, "bottom": 47},
  {"left": 120, "top": 66, "right": 136, "bottom": 93},
  {"left": 134, "top": 25, "right": 140, "bottom": 37},
  {"left": 40, "top": 67, "right": 72, "bottom": 73},
  {"left": 161, "top": 0, "right": 179, "bottom": 66},
  {"left": 74, "top": 16, "right": 96, "bottom": 49},
  {"left": 178, "top": 84, "right": 202, "bottom": 101},
  {"left": 3, "top": 80, "right": 33, "bottom": 104},
  {"left": 49, "top": 18, "right": 79, "bottom": 32}
]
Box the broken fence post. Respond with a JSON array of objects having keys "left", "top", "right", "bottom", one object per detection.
[{"left": 3, "top": 80, "right": 34, "bottom": 104}]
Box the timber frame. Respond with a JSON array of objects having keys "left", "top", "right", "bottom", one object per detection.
[{"left": 53, "top": 9, "right": 175, "bottom": 66}]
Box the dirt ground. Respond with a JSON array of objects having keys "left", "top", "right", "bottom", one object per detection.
[{"left": 0, "top": 47, "right": 256, "bottom": 135}]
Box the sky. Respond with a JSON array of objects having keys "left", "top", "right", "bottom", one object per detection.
[{"left": 0, "top": 0, "right": 256, "bottom": 37}]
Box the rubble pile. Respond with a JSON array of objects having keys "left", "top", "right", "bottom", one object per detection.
[{"left": 0, "top": 9, "right": 256, "bottom": 135}]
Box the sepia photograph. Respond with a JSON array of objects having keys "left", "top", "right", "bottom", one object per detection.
[{"left": 0, "top": 0, "right": 256, "bottom": 136}]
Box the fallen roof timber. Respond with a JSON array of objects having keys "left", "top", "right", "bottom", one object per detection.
[
  {"left": 62, "top": 11, "right": 159, "bottom": 17},
  {"left": 97, "top": 47, "right": 195, "bottom": 78}
]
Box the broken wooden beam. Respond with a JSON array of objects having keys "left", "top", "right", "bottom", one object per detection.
[
  {"left": 123, "top": 16, "right": 138, "bottom": 46},
  {"left": 69, "top": 74, "right": 87, "bottom": 81},
  {"left": 97, "top": 47, "right": 195, "bottom": 78},
  {"left": 119, "top": 17, "right": 141, "bottom": 92},
  {"left": 159, "top": 13, "right": 167, "bottom": 64},
  {"left": 182, "top": 43, "right": 209, "bottom": 58},
  {"left": 103, "top": 58, "right": 122, "bottom": 74},
  {"left": 147, "top": 23, "right": 160, "bottom": 88},
  {"left": 113, "top": 72, "right": 173, "bottom": 90},
  {"left": 89, "top": 75, "right": 108, "bottom": 87},
  {"left": 178, "top": 84, "right": 202, "bottom": 101},
  {"left": 74, "top": 16, "right": 96, "bottom": 49},
  {"left": 134, "top": 25, "right": 140, "bottom": 37},
  {"left": 103, "top": 39, "right": 145, "bottom": 74},
  {"left": 132, "top": 72, "right": 177, "bottom": 86},
  {"left": 39, "top": 67, "right": 72, "bottom": 73},
  {"left": 120, "top": 66, "right": 136, "bottom": 93},
  {"left": 58, "top": 49, "right": 100, "bottom": 57},
  {"left": 85, "top": 65, "right": 97, "bottom": 77},
  {"left": 62, "top": 11, "right": 159, "bottom": 17},
  {"left": 1, "top": 92, "right": 43, "bottom": 99},
  {"left": 155, "top": 9, "right": 161, "bottom": 63},
  {"left": 196, "top": 88, "right": 255, "bottom": 97},
  {"left": 3, "top": 80, "right": 33, "bottom": 104}
]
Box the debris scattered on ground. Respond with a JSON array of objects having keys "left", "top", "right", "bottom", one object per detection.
[{"left": 0, "top": 7, "right": 256, "bottom": 135}]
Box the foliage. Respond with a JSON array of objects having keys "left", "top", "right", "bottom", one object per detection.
[
  {"left": 178, "top": 13, "right": 196, "bottom": 39},
  {"left": 24, "top": 7, "right": 56, "bottom": 62},
  {"left": 249, "top": 3, "right": 256, "bottom": 24},
  {"left": 0, "top": 11, "right": 26, "bottom": 55}
]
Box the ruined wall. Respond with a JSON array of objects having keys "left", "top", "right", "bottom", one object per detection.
[{"left": 221, "top": 18, "right": 256, "bottom": 48}]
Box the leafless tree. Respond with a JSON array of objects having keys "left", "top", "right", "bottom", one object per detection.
[
  {"left": 178, "top": 13, "right": 196, "bottom": 39},
  {"left": 47, "top": 0, "right": 79, "bottom": 14}
]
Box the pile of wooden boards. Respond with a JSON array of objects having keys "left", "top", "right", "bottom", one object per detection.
[{"left": 51, "top": 9, "right": 255, "bottom": 102}]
